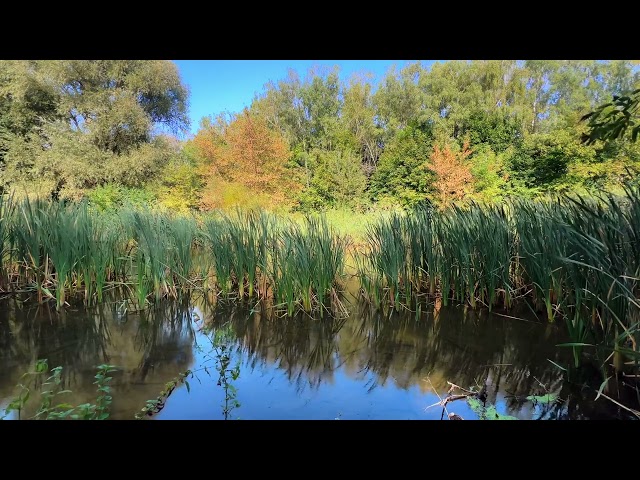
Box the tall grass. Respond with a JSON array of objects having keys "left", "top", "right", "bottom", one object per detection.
[
  {"left": 270, "top": 215, "right": 347, "bottom": 315},
  {"left": 0, "top": 193, "right": 15, "bottom": 290},
  {"left": 355, "top": 186, "right": 640, "bottom": 370}
]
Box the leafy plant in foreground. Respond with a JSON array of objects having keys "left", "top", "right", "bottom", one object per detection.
[{"left": 1, "top": 360, "right": 118, "bottom": 420}]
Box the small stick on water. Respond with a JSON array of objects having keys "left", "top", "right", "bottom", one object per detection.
[
  {"left": 447, "top": 381, "right": 475, "bottom": 395},
  {"left": 440, "top": 394, "right": 470, "bottom": 406}
]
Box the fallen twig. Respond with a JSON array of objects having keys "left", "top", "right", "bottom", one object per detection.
[{"left": 447, "top": 381, "right": 475, "bottom": 395}]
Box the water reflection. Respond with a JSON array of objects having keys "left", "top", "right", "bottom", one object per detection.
[
  {"left": 0, "top": 294, "right": 636, "bottom": 419},
  {"left": 0, "top": 295, "right": 196, "bottom": 419}
]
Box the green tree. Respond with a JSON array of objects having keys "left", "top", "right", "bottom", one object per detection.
[
  {"left": 468, "top": 144, "right": 511, "bottom": 202},
  {"left": 460, "top": 110, "right": 523, "bottom": 153},
  {"left": 153, "top": 149, "right": 204, "bottom": 211},
  {"left": 369, "top": 125, "right": 435, "bottom": 207},
  {"left": 0, "top": 60, "right": 189, "bottom": 198},
  {"left": 509, "top": 130, "right": 597, "bottom": 191},
  {"left": 340, "top": 73, "right": 383, "bottom": 171},
  {"left": 373, "top": 63, "right": 425, "bottom": 135},
  {"left": 298, "top": 148, "right": 367, "bottom": 210}
]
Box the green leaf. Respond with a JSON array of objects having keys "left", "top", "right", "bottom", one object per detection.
[
  {"left": 485, "top": 405, "right": 518, "bottom": 420},
  {"left": 467, "top": 397, "right": 484, "bottom": 416},
  {"left": 185, "top": 381, "right": 190, "bottom": 393},
  {"left": 35, "top": 360, "right": 48, "bottom": 373}
]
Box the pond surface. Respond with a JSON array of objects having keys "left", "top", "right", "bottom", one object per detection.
[{"left": 0, "top": 294, "right": 635, "bottom": 420}]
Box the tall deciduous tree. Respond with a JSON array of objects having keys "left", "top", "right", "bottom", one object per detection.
[
  {"left": 297, "top": 148, "right": 367, "bottom": 210},
  {"left": 0, "top": 60, "right": 189, "bottom": 198},
  {"left": 369, "top": 125, "right": 435, "bottom": 207},
  {"left": 426, "top": 142, "right": 474, "bottom": 207},
  {"left": 194, "top": 110, "right": 300, "bottom": 208},
  {"left": 340, "top": 73, "right": 383, "bottom": 171},
  {"left": 373, "top": 62, "right": 424, "bottom": 136}
]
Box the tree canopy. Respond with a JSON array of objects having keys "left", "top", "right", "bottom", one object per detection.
[{"left": 0, "top": 60, "right": 189, "bottom": 198}]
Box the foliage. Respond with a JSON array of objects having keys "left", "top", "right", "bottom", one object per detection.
[
  {"left": 426, "top": 142, "right": 474, "bottom": 207},
  {"left": 297, "top": 148, "right": 367, "bottom": 210},
  {"left": 3, "top": 60, "right": 640, "bottom": 210},
  {"left": 469, "top": 144, "right": 511, "bottom": 202},
  {"left": 340, "top": 73, "right": 383, "bottom": 168},
  {"left": 466, "top": 397, "right": 518, "bottom": 420},
  {"left": 2, "top": 360, "right": 117, "bottom": 420},
  {"left": 153, "top": 148, "right": 204, "bottom": 212},
  {"left": 582, "top": 89, "right": 640, "bottom": 144},
  {"left": 508, "top": 130, "right": 597, "bottom": 191},
  {"left": 369, "top": 125, "right": 435, "bottom": 207},
  {"left": 194, "top": 110, "right": 301, "bottom": 210},
  {"left": 135, "top": 370, "right": 192, "bottom": 419},
  {"left": 210, "top": 326, "right": 241, "bottom": 420},
  {"left": 88, "top": 183, "right": 156, "bottom": 211},
  {"left": 461, "top": 110, "right": 524, "bottom": 153},
  {"left": 0, "top": 60, "right": 189, "bottom": 199}
]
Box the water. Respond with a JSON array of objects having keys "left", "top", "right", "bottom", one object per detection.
[{"left": 0, "top": 294, "right": 635, "bottom": 420}]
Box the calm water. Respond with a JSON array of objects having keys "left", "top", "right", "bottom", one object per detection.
[{"left": 0, "top": 294, "right": 635, "bottom": 420}]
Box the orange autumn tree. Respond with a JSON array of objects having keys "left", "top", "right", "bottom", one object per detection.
[
  {"left": 426, "top": 141, "right": 474, "bottom": 208},
  {"left": 193, "top": 110, "right": 301, "bottom": 209}
]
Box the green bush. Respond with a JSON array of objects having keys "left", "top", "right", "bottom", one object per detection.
[{"left": 88, "top": 184, "right": 156, "bottom": 211}]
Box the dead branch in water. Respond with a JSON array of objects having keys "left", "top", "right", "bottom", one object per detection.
[{"left": 425, "top": 379, "right": 488, "bottom": 419}]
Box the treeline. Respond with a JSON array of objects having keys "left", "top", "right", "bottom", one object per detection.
[{"left": 1, "top": 60, "right": 639, "bottom": 211}]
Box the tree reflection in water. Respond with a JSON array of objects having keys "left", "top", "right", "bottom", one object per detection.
[
  {"left": 0, "top": 294, "right": 196, "bottom": 419},
  {"left": 200, "top": 298, "right": 638, "bottom": 419},
  {"left": 1, "top": 293, "right": 638, "bottom": 419}
]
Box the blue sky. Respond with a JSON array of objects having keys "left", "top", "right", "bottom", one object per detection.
[{"left": 173, "top": 60, "right": 435, "bottom": 135}]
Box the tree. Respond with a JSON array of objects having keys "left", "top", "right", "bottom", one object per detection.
[
  {"left": 340, "top": 73, "right": 383, "bottom": 171},
  {"left": 509, "top": 131, "right": 597, "bottom": 191},
  {"left": 426, "top": 142, "right": 474, "bottom": 207},
  {"left": 369, "top": 125, "right": 435, "bottom": 207},
  {"left": 468, "top": 144, "right": 511, "bottom": 202},
  {"left": 373, "top": 63, "right": 425, "bottom": 134},
  {"left": 460, "top": 110, "right": 523, "bottom": 153},
  {"left": 153, "top": 141, "right": 204, "bottom": 211},
  {"left": 194, "top": 110, "right": 301, "bottom": 209},
  {"left": 0, "top": 60, "right": 189, "bottom": 198},
  {"left": 522, "top": 60, "right": 559, "bottom": 133},
  {"left": 297, "top": 148, "right": 367, "bottom": 210}
]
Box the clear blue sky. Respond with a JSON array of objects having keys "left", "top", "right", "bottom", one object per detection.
[{"left": 173, "top": 60, "right": 435, "bottom": 135}]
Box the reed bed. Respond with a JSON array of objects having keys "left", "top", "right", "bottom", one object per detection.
[
  {"left": 356, "top": 186, "right": 640, "bottom": 367},
  {"left": 0, "top": 187, "right": 638, "bottom": 349},
  {"left": 0, "top": 200, "right": 347, "bottom": 316}
]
